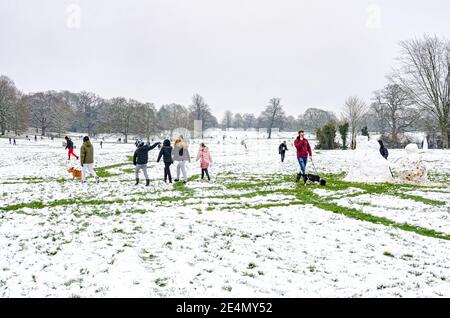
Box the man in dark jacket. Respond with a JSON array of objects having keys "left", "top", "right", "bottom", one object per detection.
[
  {"left": 294, "top": 130, "right": 312, "bottom": 183},
  {"left": 133, "top": 140, "right": 161, "bottom": 186},
  {"left": 65, "top": 136, "right": 79, "bottom": 160},
  {"left": 378, "top": 140, "right": 389, "bottom": 160},
  {"left": 278, "top": 141, "right": 288, "bottom": 162},
  {"left": 157, "top": 139, "right": 173, "bottom": 183}
]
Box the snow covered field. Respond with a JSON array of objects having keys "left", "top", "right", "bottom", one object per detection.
[{"left": 0, "top": 136, "right": 449, "bottom": 297}]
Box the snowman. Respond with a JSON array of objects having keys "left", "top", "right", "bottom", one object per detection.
[
  {"left": 344, "top": 136, "right": 394, "bottom": 183},
  {"left": 393, "top": 143, "right": 428, "bottom": 182}
]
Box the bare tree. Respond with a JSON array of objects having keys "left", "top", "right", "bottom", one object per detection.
[
  {"left": 75, "top": 91, "right": 103, "bottom": 136},
  {"left": 233, "top": 113, "right": 245, "bottom": 129},
  {"left": 135, "top": 102, "right": 157, "bottom": 142},
  {"left": 9, "top": 94, "right": 29, "bottom": 135},
  {"left": 243, "top": 113, "right": 256, "bottom": 130},
  {"left": 258, "top": 98, "right": 286, "bottom": 139},
  {"left": 55, "top": 106, "right": 72, "bottom": 137},
  {"left": 106, "top": 97, "right": 136, "bottom": 143},
  {"left": 298, "top": 108, "right": 337, "bottom": 132},
  {"left": 390, "top": 35, "right": 450, "bottom": 148},
  {"left": 0, "top": 75, "right": 18, "bottom": 135},
  {"left": 341, "top": 96, "right": 368, "bottom": 149},
  {"left": 221, "top": 110, "right": 233, "bottom": 129},
  {"left": 371, "top": 83, "right": 419, "bottom": 146},
  {"left": 28, "top": 91, "right": 61, "bottom": 136},
  {"left": 188, "top": 94, "right": 217, "bottom": 135},
  {"left": 157, "top": 103, "right": 190, "bottom": 136}
]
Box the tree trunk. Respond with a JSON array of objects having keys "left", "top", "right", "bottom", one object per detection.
[
  {"left": 441, "top": 121, "right": 449, "bottom": 149},
  {"left": 41, "top": 126, "right": 46, "bottom": 136},
  {"left": 124, "top": 133, "right": 128, "bottom": 143}
]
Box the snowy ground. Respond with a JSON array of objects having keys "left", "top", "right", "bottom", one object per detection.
[{"left": 0, "top": 136, "right": 449, "bottom": 297}]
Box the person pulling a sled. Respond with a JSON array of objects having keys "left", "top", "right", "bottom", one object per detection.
[{"left": 294, "top": 130, "right": 312, "bottom": 184}]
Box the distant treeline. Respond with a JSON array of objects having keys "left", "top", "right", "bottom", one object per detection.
[{"left": 1, "top": 35, "right": 448, "bottom": 148}]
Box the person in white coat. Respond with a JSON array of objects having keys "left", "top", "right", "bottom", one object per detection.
[{"left": 172, "top": 137, "right": 191, "bottom": 183}]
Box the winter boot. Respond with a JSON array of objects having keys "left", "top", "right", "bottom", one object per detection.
[
  {"left": 135, "top": 178, "right": 139, "bottom": 185},
  {"left": 295, "top": 173, "right": 301, "bottom": 183},
  {"left": 145, "top": 179, "right": 150, "bottom": 186}
]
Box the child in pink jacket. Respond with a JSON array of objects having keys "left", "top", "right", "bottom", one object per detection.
[{"left": 196, "top": 142, "right": 213, "bottom": 181}]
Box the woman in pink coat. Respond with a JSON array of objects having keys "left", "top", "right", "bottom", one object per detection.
[{"left": 196, "top": 142, "right": 213, "bottom": 181}]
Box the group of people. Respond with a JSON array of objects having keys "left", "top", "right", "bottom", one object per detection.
[
  {"left": 136, "top": 137, "right": 213, "bottom": 185},
  {"left": 63, "top": 130, "right": 389, "bottom": 186},
  {"left": 64, "top": 135, "right": 213, "bottom": 185},
  {"left": 65, "top": 135, "right": 99, "bottom": 183}
]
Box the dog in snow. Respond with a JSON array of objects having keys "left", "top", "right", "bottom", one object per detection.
[{"left": 68, "top": 167, "right": 82, "bottom": 179}]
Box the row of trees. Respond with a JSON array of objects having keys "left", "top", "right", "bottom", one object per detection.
[
  {"left": 0, "top": 81, "right": 219, "bottom": 142},
  {"left": 220, "top": 104, "right": 336, "bottom": 138},
  {"left": 1, "top": 35, "right": 448, "bottom": 147},
  {"left": 310, "top": 35, "right": 450, "bottom": 150}
]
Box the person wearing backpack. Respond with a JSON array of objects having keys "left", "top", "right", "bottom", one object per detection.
[{"left": 172, "top": 137, "right": 191, "bottom": 183}]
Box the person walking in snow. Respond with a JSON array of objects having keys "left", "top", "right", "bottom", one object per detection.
[
  {"left": 294, "top": 130, "right": 312, "bottom": 183},
  {"left": 80, "top": 136, "right": 99, "bottom": 184},
  {"left": 378, "top": 140, "right": 389, "bottom": 160},
  {"left": 196, "top": 142, "right": 213, "bottom": 181},
  {"left": 157, "top": 139, "right": 173, "bottom": 184},
  {"left": 9, "top": 137, "right": 11, "bottom": 144},
  {"left": 100, "top": 140, "right": 103, "bottom": 149},
  {"left": 133, "top": 140, "right": 161, "bottom": 186},
  {"left": 65, "top": 136, "right": 79, "bottom": 160},
  {"left": 13, "top": 138, "right": 16, "bottom": 145},
  {"left": 173, "top": 137, "right": 191, "bottom": 183},
  {"left": 278, "top": 141, "right": 288, "bottom": 162}
]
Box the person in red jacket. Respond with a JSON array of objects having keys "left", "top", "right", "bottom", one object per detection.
[
  {"left": 65, "top": 136, "right": 79, "bottom": 160},
  {"left": 294, "top": 130, "right": 312, "bottom": 183}
]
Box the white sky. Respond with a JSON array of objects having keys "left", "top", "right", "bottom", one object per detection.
[{"left": 1, "top": 0, "right": 449, "bottom": 118}]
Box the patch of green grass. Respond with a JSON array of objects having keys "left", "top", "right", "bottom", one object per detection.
[
  {"left": 154, "top": 277, "right": 167, "bottom": 287},
  {"left": 383, "top": 251, "right": 395, "bottom": 258},
  {"left": 95, "top": 162, "right": 130, "bottom": 177},
  {"left": 247, "top": 262, "right": 257, "bottom": 269},
  {"left": 222, "top": 285, "right": 232, "bottom": 292},
  {"left": 64, "top": 278, "right": 83, "bottom": 287},
  {"left": 173, "top": 181, "right": 195, "bottom": 196}
]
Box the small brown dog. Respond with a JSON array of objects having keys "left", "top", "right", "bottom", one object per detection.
[{"left": 68, "top": 167, "right": 82, "bottom": 179}]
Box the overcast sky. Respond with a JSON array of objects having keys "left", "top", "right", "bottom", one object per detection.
[{"left": 1, "top": 0, "right": 449, "bottom": 118}]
